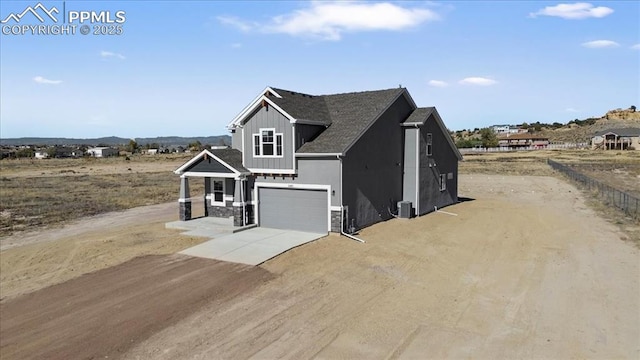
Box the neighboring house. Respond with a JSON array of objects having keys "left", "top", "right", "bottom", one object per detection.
[
  {"left": 86, "top": 147, "right": 119, "bottom": 157},
  {"left": 591, "top": 128, "right": 640, "bottom": 150},
  {"left": 498, "top": 133, "right": 549, "bottom": 150},
  {"left": 142, "top": 148, "right": 159, "bottom": 155},
  {"left": 34, "top": 150, "right": 49, "bottom": 159},
  {"left": 175, "top": 87, "right": 462, "bottom": 234},
  {"left": 492, "top": 125, "right": 523, "bottom": 135}
]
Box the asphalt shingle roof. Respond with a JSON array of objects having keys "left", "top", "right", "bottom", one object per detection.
[
  {"left": 266, "top": 87, "right": 405, "bottom": 153},
  {"left": 210, "top": 148, "right": 249, "bottom": 173},
  {"left": 402, "top": 107, "right": 436, "bottom": 125},
  {"left": 594, "top": 127, "right": 640, "bottom": 137}
]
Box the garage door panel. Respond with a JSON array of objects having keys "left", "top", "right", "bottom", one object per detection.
[{"left": 258, "top": 188, "right": 328, "bottom": 234}]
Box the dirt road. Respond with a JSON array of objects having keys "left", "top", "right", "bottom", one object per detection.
[
  {"left": 0, "top": 255, "right": 272, "bottom": 359},
  {"left": 1, "top": 174, "right": 638, "bottom": 359}
]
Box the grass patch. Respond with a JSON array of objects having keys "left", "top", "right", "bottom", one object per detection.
[{"left": 0, "top": 172, "right": 203, "bottom": 237}]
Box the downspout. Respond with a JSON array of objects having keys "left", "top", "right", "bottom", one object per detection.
[{"left": 338, "top": 154, "right": 365, "bottom": 243}]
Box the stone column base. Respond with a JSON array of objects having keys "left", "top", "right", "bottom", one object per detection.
[{"left": 179, "top": 201, "right": 192, "bottom": 221}]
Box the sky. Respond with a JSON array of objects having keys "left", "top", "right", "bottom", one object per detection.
[{"left": 0, "top": 0, "right": 638, "bottom": 138}]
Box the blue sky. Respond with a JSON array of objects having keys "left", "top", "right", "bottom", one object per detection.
[{"left": 1, "top": 1, "right": 638, "bottom": 138}]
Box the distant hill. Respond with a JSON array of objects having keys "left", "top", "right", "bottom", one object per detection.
[
  {"left": 541, "top": 107, "right": 640, "bottom": 143},
  {"left": 0, "top": 135, "right": 231, "bottom": 147}
]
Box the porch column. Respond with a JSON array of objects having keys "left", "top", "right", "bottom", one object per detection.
[
  {"left": 233, "top": 178, "right": 244, "bottom": 226},
  {"left": 179, "top": 176, "right": 191, "bottom": 221}
]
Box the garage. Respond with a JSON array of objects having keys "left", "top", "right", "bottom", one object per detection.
[{"left": 258, "top": 187, "right": 328, "bottom": 234}]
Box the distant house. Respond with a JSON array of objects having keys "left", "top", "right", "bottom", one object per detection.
[
  {"left": 86, "top": 147, "right": 118, "bottom": 157},
  {"left": 498, "top": 133, "right": 549, "bottom": 150},
  {"left": 175, "top": 86, "right": 462, "bottom": 234},
  {"left": 591, "top": 128, "right": 640, "bottom": 150},
  {"left": 492, "top": 125, "right": 524, "bottom": 135},
  {"left": 34, "top": 150, "right": 49, "bottom": 159},
  {"left": 142, "top": 148, "right": 159, "bottom": 155}
]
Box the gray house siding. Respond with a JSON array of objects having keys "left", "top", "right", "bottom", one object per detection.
[
  {"left": 231, "top": 130, "right": 242, "bottom": 151},
  {"left": 402, "top": 127, "right": 418, "bottom": 207},
  {"left": 254, "top": 157, "right": 341, "bottom": 207},
  {"left": 417, "top": 115, "right": 458, "bottom": 215},
  {"left": 342, "top": 94, "right": 413, "bottom": 230},
  {"left": 242, "top": 106, "right": 293, "bottom": 170},
  {"left": 295, "top": 124, "right": 325, "bottom": 150}
]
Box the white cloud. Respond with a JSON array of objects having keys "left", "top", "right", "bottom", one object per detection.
[
  {"left": 100, "top": 50, "right": 125, "bottom": 60},
  {"left": 219, "top": 2, "right": 439, "bottom": 41},
  {"left": 529, "top": 3, "right": 614, "bottom": 19},
  {"left": 631, "top": 44, "right": 640, "bottom": 50},
  {"left": 581, "top": 40, "right": 620, "bottom": 48},
  {"left": 33, "top": 76, "right": 62, "bottom": 85},
  {"left": 565, "top": 107, "right": 580, "bottom": 113},
  {"left": 428, "top": 80, "right": 448, "bottom": 87},
  {"left": 459, "top": 77, "right": 497, "bottom": 86}
]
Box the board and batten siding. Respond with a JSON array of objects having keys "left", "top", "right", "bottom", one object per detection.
[
  {"left": 417, "top": 115, "right": 458, "bottom": 214},
  {"left": 242, "top": 106, "right": 294, "bottom": 171},
  {"left": 342, "top": 93, "right": 413, "bottom": 230}
]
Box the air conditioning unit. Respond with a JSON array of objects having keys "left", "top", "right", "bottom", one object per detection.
[{"left": 398, "top": 201, "right": 413, "bottom": 219}]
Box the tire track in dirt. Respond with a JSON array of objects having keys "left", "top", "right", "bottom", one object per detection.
[{"left": 0, "top": 254, "right": 274, "bottom": 360}]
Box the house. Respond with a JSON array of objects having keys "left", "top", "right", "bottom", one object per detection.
[
  {"left": 498, "top": 133, "right": 549, "bottom": 150},
  {"left": 591, "top": 128, "right": 640, "bottom": 150},
  {"left": 492, "top": 125, "right": 524, "bottom": 135},
  {"left": 34, "top": 150, "right": 49, "bottom": 159},
  {"left": 174, "top": 87, "right": 462, "bottom": 234},
  {"left": 86, "top": 147, "right": 119, "bottom": 157}
]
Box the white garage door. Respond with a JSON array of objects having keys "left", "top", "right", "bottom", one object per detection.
[{"left": 258, "top": 188, "right": 328, "bottom": 234}]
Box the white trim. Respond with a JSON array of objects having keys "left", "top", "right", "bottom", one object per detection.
[
  {"left": 210, "top": 179, "right": 226, "bottom": 206},
  {"left": 241, "top": 126, "right": 246, "bottom": 165},
  {"left": 330, "top": 205, "right": 342, "bottom": 211},
  {"left": 227, "top": 87, "right": 283, "bottom": 129},
  {"left": 229, "top": 95, "right": 296, "bottom": 130},
  {"left": 174, "top": 149, "right": 243, "bottom": 176},
  {"left": 248, "top": 168, "right": 296, "bottom": 175},
  {"left": 295, "top": 152, "right": 343, "bottom": 157},
  {"left": 439, "top": 173, "right": 447, "bottom": 192},
  {"left": 254, "top": 182, "right": 332, "bottom": 232},
  {"left": 292, "top": 123, "right": 297, "bottom": 173},
  {"left": 253, "top": 128, "right": 284, "bottom": 158},
  {"left": 181, "top": 171, "right": 241, "bottom": 179}
]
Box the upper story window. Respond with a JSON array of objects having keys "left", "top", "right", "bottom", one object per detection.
[
  {"left": 426, "top": 133, "right": 433, "bottom": 156},
  {"left": 253, "top": 128, "right": 283, "bottom": 158}
]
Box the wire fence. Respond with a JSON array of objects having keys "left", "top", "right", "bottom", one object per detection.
[{"left": 547, "top": 159, "right": 639, "bottom": 219}]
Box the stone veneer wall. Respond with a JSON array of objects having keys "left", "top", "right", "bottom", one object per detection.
[{"left": 330, "top": 210, "right": 342, "bottom": 233}]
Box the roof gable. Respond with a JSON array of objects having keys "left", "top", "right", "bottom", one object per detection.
[
  {"left": 174, "top": 148, "right": 249, "bottom": 177},
  {"left": 402, "top": 107, "right": 463, "bottom": 160},
  {"left": 297, "top": 88, "right": 406, "bottom": 154}
]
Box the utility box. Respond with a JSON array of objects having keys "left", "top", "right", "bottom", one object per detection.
[{"left": 398, "top": 201, "right": 413, "bottom": 219}]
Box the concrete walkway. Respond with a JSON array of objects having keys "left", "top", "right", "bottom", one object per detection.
[{"left": 179, "top": 227, "right": 326, "bottom": 266}]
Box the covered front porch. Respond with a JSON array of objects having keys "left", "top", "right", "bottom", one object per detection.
[{"left": 174, "top": 148, "right": 254, "bottom": 227}]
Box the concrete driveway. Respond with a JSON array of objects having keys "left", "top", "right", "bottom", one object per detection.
[{"left": 179, "top": 227, "right": 326, "bottom": 265}]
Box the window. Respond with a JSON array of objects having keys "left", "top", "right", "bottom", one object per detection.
[
  {"left": 212, "top": 180, "right": 224, "bottom": 205},
  {"left": 426, "top": 133, "right": 433, "bottom": 156},
  {"left": 253, "top": 128, "right": 283, "bottom": 157},
  {"left": 439, "top": 174, "right": 447, "bottom": 191}
]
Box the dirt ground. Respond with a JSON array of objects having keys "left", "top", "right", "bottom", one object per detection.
[{"left": 1, "top": 174, "right": 638, "bottom": 359}]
